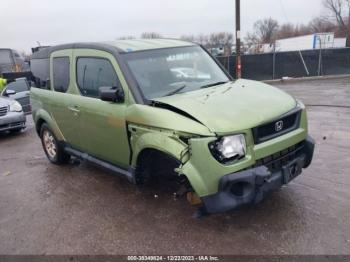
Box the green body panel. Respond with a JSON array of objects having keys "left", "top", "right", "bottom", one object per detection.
[
  {"left": 31, "top": 40, "right": 311, "bottom": 198},
  {"left": 126, "top": 104, "right": 213, "bottom": 137},
  {"left": 31, "top": 93, "right": 66, "bottom": 141}
]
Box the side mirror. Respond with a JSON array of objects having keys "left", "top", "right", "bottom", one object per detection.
[
  {"left": 5, "top": 89, "right": 16, "bottom": 96},
  {"left": 99, "top": 86, "right": 125, "bottom": 103}
]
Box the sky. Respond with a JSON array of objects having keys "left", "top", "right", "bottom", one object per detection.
[{"left": 0, "top": 0, "right": 324, "bottom": 52}]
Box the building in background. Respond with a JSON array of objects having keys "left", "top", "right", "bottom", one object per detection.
[
  {"left": 275, "top": 32, "right": 346, "bottom": 52},
  {"left": 248, "top": 32, "right": 347, "bottom": 54}
]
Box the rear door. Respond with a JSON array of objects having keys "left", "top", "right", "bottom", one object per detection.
[
  {"left": 72, "top": 49, "right": 130, "bottom": 168},
  {"left": 48, "top": 50, "right": 83, "bottom": 150}
]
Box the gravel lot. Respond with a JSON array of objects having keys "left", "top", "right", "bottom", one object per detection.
[{"left": 0, "top": 77, "right": 349, "bottom": 255}]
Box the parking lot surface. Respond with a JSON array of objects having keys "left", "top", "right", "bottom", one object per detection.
[{"left": 0, "top": 77, "right": 349, "bottom": 255}]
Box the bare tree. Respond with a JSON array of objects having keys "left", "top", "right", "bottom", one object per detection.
[
  {"left": 323, "top": 0, "right": 350, "bottom": 46},
  {"left": 276, "top": 23, "right": 297, "bottom": 39},
  {"left": 19, "top": 51, "right": 31, "bottom": 62},
  {"left": 180, "top": 35, "right": 196, "bottom": 42},
  {"left": 244, "top": 32, "right": 260, "bottom": 46},
  {"left": 196, "top": 34, "right": 209, "bottom": 46},
  {"left": 251, "top": 18, "right": 279, "bottom": 44},
  {"left": 141, "top": 32, "right": 162, "bottom": 39},
  {"left": 309, "top": 17, "right": 336, "bottom": 33},
  {"left": 207, "top": 32, "right": 234, "bottom": 48},
  {"left": 293, "top": 24, "right": 313, "bottom": 36}
]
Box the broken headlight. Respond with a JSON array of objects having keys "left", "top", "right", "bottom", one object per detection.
[{"left": 209, "top": 134, "right": 246, "bottom": 164}]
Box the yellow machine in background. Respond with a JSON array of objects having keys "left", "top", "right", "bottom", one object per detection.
[{"left": 0, "top": 77, "right": 7, "bottom": 91}]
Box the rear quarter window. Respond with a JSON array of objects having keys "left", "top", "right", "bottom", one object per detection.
[
  {"left": 31, "top": 58, "right": 49, "bottom": 89},
  {"left": 53, "top": 57, "right": 70, "bottom": 93}
]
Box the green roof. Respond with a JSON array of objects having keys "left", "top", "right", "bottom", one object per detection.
[{"left": 105, "top": 39, "right": 195, "bottom": 52}]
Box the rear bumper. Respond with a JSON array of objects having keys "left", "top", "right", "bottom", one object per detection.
[
  {"left": 0, "top": 111, "right": 26, "bottom": 132},
  {"left": 201, "top": 136, "right": 315, "bottom": 214}
]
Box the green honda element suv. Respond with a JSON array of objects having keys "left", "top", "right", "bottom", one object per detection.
[{"left": 30, "top": 39, "right": 314, "bottom": 214}]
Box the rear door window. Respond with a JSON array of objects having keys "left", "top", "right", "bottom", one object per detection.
[
  {"left": 76, "top": 58, "right": 119, "bottom": 98},
  {"left": 53, "top": 57, "right": 70, "bottom": 93}
]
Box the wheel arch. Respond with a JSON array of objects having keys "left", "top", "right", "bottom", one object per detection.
[
  {"left": 35, "top": 118, "right": 46, "bottom": 136},
  {"left": 129, "top": 130, "right": 191, "bottom": 184},
  {"left": 33, "top": 109, "right": 65, "bottom": 141},
  {"left": 130, "top": 131, "right": 189, "bottom": 167},
  {"left": 134, "top": 147, "right": 189, "bottom": 185}
]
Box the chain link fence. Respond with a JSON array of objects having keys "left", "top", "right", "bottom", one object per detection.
[{"left": 217, "top": 47, "right": 350, "bottom": 80}]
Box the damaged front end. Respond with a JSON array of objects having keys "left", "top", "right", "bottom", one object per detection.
[
  {"left": 176, "top": 106, "right": 314, "bottom": 214},
  {"left": 126, "top": 103, "right": 214, "bottom": 191},
  {"left": 200, "top": 136, "right": 314, "bottom": 213},
  {"left": 126, "top": 102, "right": 314, "bottom": 215}
]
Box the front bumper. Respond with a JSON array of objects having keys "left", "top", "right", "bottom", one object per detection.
[
  {"left": 201, "top": 136, "right": 315, "bottom": 214},
  {"left": 0, "top": 111, "right": 26, "bottom": 132}
]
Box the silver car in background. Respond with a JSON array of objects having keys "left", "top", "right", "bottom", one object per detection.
[
  {"left": 1, "top": 78, "right": 31, "bottom": 114},
  {"left": 0, "top": 96, "right": 26, "bottom": 133}
]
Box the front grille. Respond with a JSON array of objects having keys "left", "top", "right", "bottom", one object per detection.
[
  {"left": 9, "top": 122, "right": 24, "bottom": 127},
  {"left": 0, "top": 106, "right": 8, "bottom": 117},
  {"left": 253, "top": 141, "right": 305, "bottom": 172},
  {"left": 252, "top": 108, "right": 301, "bottom": 144}
]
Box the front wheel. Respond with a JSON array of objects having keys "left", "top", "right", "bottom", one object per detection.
[{"left": 40, "top": 123, "right": 70, "bottom": 165}]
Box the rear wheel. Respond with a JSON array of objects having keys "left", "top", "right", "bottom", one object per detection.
[{"left": 40, "top": 123, "right": 70, "bottom": 164}]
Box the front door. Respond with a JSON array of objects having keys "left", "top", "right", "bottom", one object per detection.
[{"left": 71, "top": 49, "right": 130, "bottom": 168}]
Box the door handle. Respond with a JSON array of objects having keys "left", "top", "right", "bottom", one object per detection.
[{"left": 67, "top": 106, "right": 80, "bottom": 113}]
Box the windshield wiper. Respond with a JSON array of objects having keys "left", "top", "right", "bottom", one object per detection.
[
  {"left": 164, "top": 84, "right": 187, "bottom": 97},
  {"left": 200, "top": 81, "right": 229, "bottom": 89}
]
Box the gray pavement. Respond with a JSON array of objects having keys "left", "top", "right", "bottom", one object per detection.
[{"left": 0, "top": 77, "right": 349, "bottom": 255}]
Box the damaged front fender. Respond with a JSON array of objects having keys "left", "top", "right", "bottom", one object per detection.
[
  {"left": 128, "top": 124, "right": 219, "bottom": 197},
  {"left": 128, "top": 124, "right": 190, "bottom": 167},
  {"left": 126, "top": 104, "right": 218, "bottom": 194}
]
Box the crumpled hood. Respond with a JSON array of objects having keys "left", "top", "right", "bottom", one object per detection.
[{"left": 152, "top": 79, "right": 297, "bottom": 134}]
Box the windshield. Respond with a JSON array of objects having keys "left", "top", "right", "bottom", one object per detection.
[
  {"left": 6, "top": 79, "right": 29, "bottom": 93},
  {"left": 123, "top": 46, "right": 230, "bottom": 99}
]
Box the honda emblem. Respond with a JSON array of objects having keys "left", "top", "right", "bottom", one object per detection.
[{"left": 275, "top": 120, "right": 284, "bottom": 132}]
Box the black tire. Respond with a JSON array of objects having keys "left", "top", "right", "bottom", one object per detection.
[{"left": 40, "top": 123, "right": 70, "bottom": 165}]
